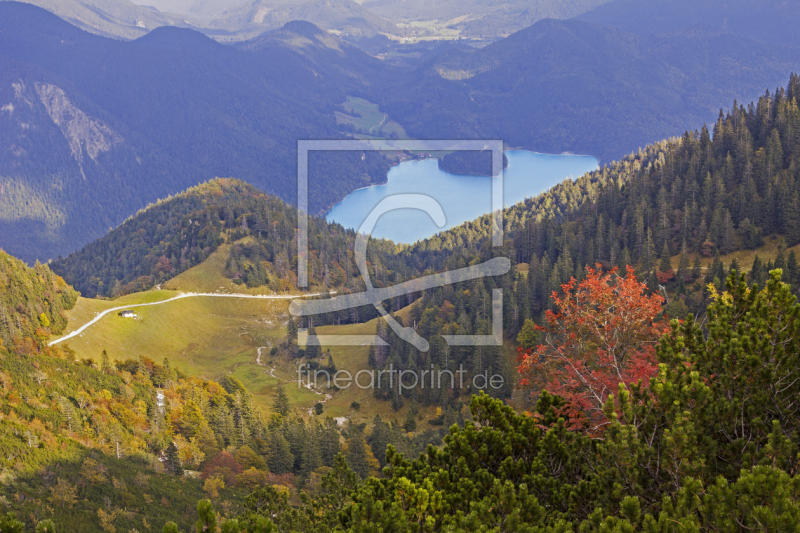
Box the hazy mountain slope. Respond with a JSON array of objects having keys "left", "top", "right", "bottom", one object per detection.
[
  {"left": 362, "top": 0, "right": 610, "bottom": 37},
  {"left": 377, "top": 19, "right": 800, "bottom": 163},
  {"left": 0, "top": 0, "right": 195, "bottom": 39},
  {"left": 0, "top": 3, "right": 388, "bottom": 263},
  {"left": 128, "top": 0, "right": 246, "bottom": 22},
  {"left": 236, "top": 20, "right": 387, "bottom": 91},
  {"left": 578, "top": 0, "right": 800, "bottom": 48},
  {"left": 209, "top": 0, "right": 395, "bottom": 39}
]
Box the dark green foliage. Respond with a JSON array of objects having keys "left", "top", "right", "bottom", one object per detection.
[
  {"left": 49, "top": 178, "right": 409, "bottom": 298},
  {"left": 0, "top": 513, "right": 24, "bottom": 533},
  {"left": 272, "top": 382, "right": 290, "bottom": 418},
  {"left": 0, "top": 252, "right": 78, "bottom": 352},
  {"left": 164, "top": 442, "right": 182, "bottom": 475},
  {"left": 437, "top": 151, "right": 508, "bottom": 176}
]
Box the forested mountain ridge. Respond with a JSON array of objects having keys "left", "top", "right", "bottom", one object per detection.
[
  {"left": 0, "top": 247, "right": 261, "bottom": 530},
  {"left": 396, "top": 74, "right": 800, "bottom": 323},
  {"left": 0, "top": 2, "right": 389, "bottom": 263},
  {"left": 53, "top": 74, "right": 800, "bottom": 337},
  {"left": 236, "top": 20, "right": 388, "bottom": 95},
  {"left": 0, "top": 251, "right": 77, "bottom": 353},
  {"left": 0, "top": 245, "right": 463, "bottom": 532},
  {"left": 48, "top": 178, "right": 409, "bottom": 299}
]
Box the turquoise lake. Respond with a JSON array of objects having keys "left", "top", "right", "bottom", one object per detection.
[{"left": 325, "top": 150, "right": 599, "bottom": 244}]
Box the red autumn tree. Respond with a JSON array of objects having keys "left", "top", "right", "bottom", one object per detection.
[
  {"left": 518, "top": 265, "right": 669, "bottom": 433},
  {"left": 201, "top": 451, "right": 242, "bottom": 486}
]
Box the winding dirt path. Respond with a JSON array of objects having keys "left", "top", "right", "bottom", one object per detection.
[{"left": 49, "top": 291, "right": 328, "bottom": 346}]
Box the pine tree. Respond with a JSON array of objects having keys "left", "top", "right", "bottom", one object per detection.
[
  {"left": 273, "top": 382, "right": 290, "bottom": 418},
  {"left": 196, "top": 499, "right": 217, "bottom": 533},
  {"left": 344, "top": 434, "right": 379, "bottom": 479},
  {"left": 300, "top": 428, "right": 323, "bottom": 477},
  {"left": 101, "top": 349, "right": 111, "bottom": 374},
  {"left": 403, "top": 409, "right": 417, "bottom": 433},
  {"left": 787, "top": 250, "right": 799, "bottom": 288},
  {"left": 320, "top": 418, "right": 341, "bottom": 467},
  {"left": 305, "top": 327, "right": 321, "bottom": 359},
  {"left": 788, "top": 192, "right": 800, "bottom": 246},
  {"left": 647, "top": 267, "right": 659, "bottom": 294},
  {"left": 659, "top": 242, "right": 672, "bottom": 273},
  {"left": 692, "top": 255, "right": 702, "bottom": 280},
  {"left": 729, "top": 258, "right": 741, "bottom": 277},
  {"left": 775, "top": 242, "right": 787, "bottom": 272},
  {"left": 268, "top": 431, "right": 294, "bottom": 474},
  {"left": 678, "top": 238, "right": 690, "bottom": 279},
  {"left": 751, "top": 254, "right": 764, "bottom": 285},
  {"left": 165, "top": 442, "right": 182, "bottom": 475},
  {"left": 367, "top": 415, "right": 391, "bottom": 466},
  {"left": 620, "top": 247, "right": 632, "bottom": 271}
]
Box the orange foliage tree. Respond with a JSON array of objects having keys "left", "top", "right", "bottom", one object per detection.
[{"left": 518, "top": 265, "right": 669, "bottom": 432}]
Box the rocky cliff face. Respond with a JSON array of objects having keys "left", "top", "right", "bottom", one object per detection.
[{"left": 34, "top": 82, "right": 122, "bottom": 173}]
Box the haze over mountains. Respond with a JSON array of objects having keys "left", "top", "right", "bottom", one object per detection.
[
  {"left": 579, "top": 0, "right": 800, "bottom": 48},
  {"left": 0, "top": 0, "right": 198, "bottom": 39},
  {"left": 208, "top": 0, "right": 396, "bottom": 40},
  {"left": 363, "top": 0, "right": 611, "bottom": 38},
  {"left": 3, "top": 0, "right": 800, "bottom": 264}
]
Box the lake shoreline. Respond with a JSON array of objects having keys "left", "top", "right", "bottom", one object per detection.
[{"left": 326, "top": 150, "right": 599, "bottom": 243}]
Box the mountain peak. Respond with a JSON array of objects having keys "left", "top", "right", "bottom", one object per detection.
[
  {"left": 133, "top": 25, "right": 219, "bottom": 49},
  {"left": 280, "top": 19, "right": 326, "bottom": 38}
]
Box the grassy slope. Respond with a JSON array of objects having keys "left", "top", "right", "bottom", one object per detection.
[
  {"left": 55, "top": 244, "right": 437, "bottom": 426},
  {"left": 308, "top": 304, "right": 441, "bottom": 428},
  {"left": 163, "top": 241, "right": 292, "bottom": 296},
  {"left": 57, "top": 244, "right": 317, "bottom": 414},
  {"left": 666, "top": 235, "right": 799, "bottom": 273},
  {"left": 335, "top": 96, "right": 409, "bottom": 139}
]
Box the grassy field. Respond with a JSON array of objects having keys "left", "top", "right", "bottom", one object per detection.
[
  {"left": 666, "top": 235, "right": 800, "bottom": 273},
  {"left": 55, "top": 243, "right": 440, "bottom": 425},
  {"left": 163, "top": 241, "right": 288, "bottom": 296},
  {"left": 55, "top": 243, "right": 323, "bottom": 413},
  {"left": 336, "top": 96, "right": 409, "bottom": 139},
  {"left": 307, "top": 313, "right": 441, "bottom": 427},
  {"left": 519, "top": 236, "right": 797, "bottom": 279},
  {"left": 393, "top": 20, "right": 462, "bottom": 43}
]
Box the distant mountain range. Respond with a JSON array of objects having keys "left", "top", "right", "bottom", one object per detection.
[
  {"left": 0, "top": 3, "right": 389, "bottom": 262},
  {"left": 208, "top": 0, "right": 397, "bottom": 40},
  {"left": 363, "top": 0, "right": 611, "bottom": 38},
  {"left": 0, "top": 0, "right": 198, "bottom": 39},
  {"left": 128, "top": 0, "right": 245, "bottom": 23}
]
